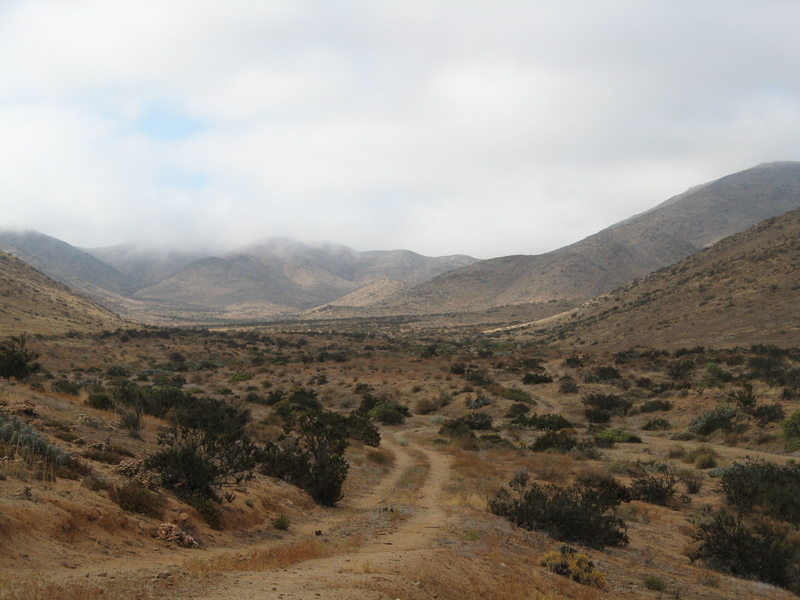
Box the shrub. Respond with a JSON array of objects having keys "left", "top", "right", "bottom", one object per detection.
[
  {"left": 593, "top": 429, "right": 641, "bottom": 447},
  {"left": 752, "top": 403, "right": 785, "bottom": 425},
  {"left": 582, "top": 394, "right": 632, "bottom": 421},
  {"left": 721, "top": 460, "right": 800, "bottom": 526},
  {"left": 106, "top": 366, "right": 131, "bottom": 378},
  {"left": 414, "top": 398, "right": 437, "bottom": 415},
  {"left": 145, "top": 397, "right": 258, "bottom": 498},
  {"left": 108, "top": 482, "right": 164, "bottom": 517},
  {"left": 688, "top": 405, "right": 737, "bottom": 436},
  {"left": 460, "top": 412, "right": 493, "bottom": 430},
  {"left": 642, "top": 417, "right": 671, "bottom": 431},
  {"left": 0, "top": 415, "right": 73, "bottom": 469},
  {"left": 523, "top": 372, "right": 553, "bottom": 385},
  {"left": 558, "top": 376, "right": 579, "bottom": 394},
  {"left": 118, "top": 408, "right": 143, "bottom": 439},
  {"left": 584, "top": 408, "right": 611, "bottom": 424},
  {"left": 629, "top": 464, "right": 678, "bottom": 506},
  {"left": 463, "top": 368, "right": 492, "bottom": 387},
  {"left": 729, "top": 384, "right": 757, "bottom": 411},
  {"left": 781, "top": 409, "right": 800, "bottom": 451},
  {"left": 643, "top": 575, "right": 666, "bottom": 591},
  {"left": 52, "top": 379, "right": 81, "bottom": 396},
  {"left": 273, "top": 514, "right": 290, "bottom": 531},
  {"left": 530, "top": 430, "right": 577, "bottom": 453},
  {"left": 0, "top": 334, "right": 40, "bottom": 380},
  {"left": 679, "top": 471, "right": 705, "bottom": 494},
  {"left": 693, "top": 508, "right": 800, "bottom": 591},
  {"left": 465, "top": 395, "right": 493, "bottom": 409},
  {"left": 260, "top": 410, "right": 364, "bottom": 507},
  {"left": 369, "top": 402, "right": 406, "bottom": 425},
  {"left": 86, "top": 393, "right": 114, "bottom": 410},
  {"left": 186, "top": 495, "right": 222, "bottom": 528},
  {"left": 489, "top": 472, "right": 629, "bottom": 548},
  {"left": 540, "top": 545, "right": 607, "bottom": 588},
  {"left": 498, "top": 387, "right": 534, "bottom": 403},
  {"left": 505, "top": 402, "right": 531, "bottom": 418},
  {"left": 639, "top": 399, "right": 673, "bottom": 413}
]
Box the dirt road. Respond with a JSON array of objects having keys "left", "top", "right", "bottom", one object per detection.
[{"left": 183, "top": 431, "right": 455, "bottom": 600}]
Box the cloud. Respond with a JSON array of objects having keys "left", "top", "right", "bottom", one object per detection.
[{"left": 1, "top": 1, "right": 800, "bottom": 257}]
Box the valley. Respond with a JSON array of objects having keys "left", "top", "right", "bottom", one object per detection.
[{"left": 3, "top": 161, "right": 800, "bottom": 598}]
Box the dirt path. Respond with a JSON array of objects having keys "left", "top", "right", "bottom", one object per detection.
[{"left": 181, "top": 430, "right": 454, "bottom": 600}]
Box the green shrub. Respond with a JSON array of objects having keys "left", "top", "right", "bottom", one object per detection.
[
  {"left": 489, "top": 472, "right": 629, "bottom": 548},
  {"left": 106, "top": 366, "right": 131, "bottom": 378},
  {"left": 145, "top": 397, "right": 258, "bottom": 498},
  {"left": 558, "top": 376, "right": 579, "bottom": 394},
  {"left": 721, "top": 460, "right": 800, "bottom": 526},
  {"left": 643, "top": 575, "right": 666, "bottom": 591},
  {"left": 629, "top": 463, "right": 677, "bottom": 506},
  {"left": 118, "top": 408, "right": 143, "bottom": 439},
  {"left": 511, "top": 413, "right": 572, "bottom": 431},
  {"left": 781, "top": 409, "right": 800, "bottom": 451},
  {"left": 86, "top": 393, "right": 114, "bottom": 411},
  {"left": 752, "top": 403, "right": 785, "bottom": 425},
  {"left": 530, "top": 430, "right": 577, "bottom": 453},
  {"left": 498, "top": 386, "right": 534, "bottom": 403},
  {"left": 505, "top": 402, "right": 531, "bottom": 418},
  {"left": 693, "top": 508, "right": 800, "bottom": 591},
  {"left": 186, "top": 495, "right": 222, "bottom": 529},
  {"left": 260, "top": 410, "right": 358, "bottom": 507},
  {"left": 272, "top": 514, "right": 290, "bottom": 531},
  {"left": 368, "top": 402, "right": 406, "bottom": 425},
  {"left": 109, "top": 482, "right": 164, "bottom": 517},
  {"left": 642, "top": 417, "right": 671, "bottom": 431},
  {"left": 460, "top": 411, "right": 493, "bottom": 430},
  {"left": 0, "top": 334, "right": 40, "bottom": 380},
  {"left": 52, "top": 379, "right": 81, "bottom": 396},
  {"left": 593, "top": 429, "right": 642, "bottom": 447},
  {"left": 639, "top": 399, "right": 673, "bottom": 413},
  {"left": 582, "top": 393, "right": 631, "bottom": 422},
  {"left": 688, "top": 405, "right": 737, "bottom": 436},
  {"left": 523, "top": 372, "right": 552, "bottom": 385}
]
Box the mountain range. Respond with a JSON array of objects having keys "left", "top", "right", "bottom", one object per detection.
[
  {"left": 514, "top": 205, "right": 800, "bottom": 349},
  {"left": 2, "top": 161, "right": 800, "bottom": 327}
]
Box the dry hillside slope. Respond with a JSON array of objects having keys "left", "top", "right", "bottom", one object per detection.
[
  {"left": 378, "top": 161, "right": 800, "bottom": 314},
  {"left": 0, "top": 251, "right": 124, "bottom": 336},
  {"left": 522, "top": 206, "right": 800, "bottom": 349}
]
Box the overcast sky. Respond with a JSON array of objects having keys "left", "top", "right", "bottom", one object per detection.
[{"left": 2, "top": 1, "right": 800, "bottom": 259}]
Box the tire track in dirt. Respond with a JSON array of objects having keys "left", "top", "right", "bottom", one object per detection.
[{"left": 184, "top": 430, "right": 452, "bottom": 600}]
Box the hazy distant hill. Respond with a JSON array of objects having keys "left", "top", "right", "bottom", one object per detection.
[
  {"left": 0, "top": 251, "right": 124, "bottom": 336},
  {"left": 0, "top": 230, "right": 131, "bottom": 297},
  {"left": 0, "top": 230, "right": 478, "bottom": 322},
  {"left": 522, "top": 206, "right": 800, "bottom": 349},
  {"left": 86, "top": 243, "right": 205, "bottom": 289},
  {"left": 377, "top": 162, "right": 800, "bottom": 314}
]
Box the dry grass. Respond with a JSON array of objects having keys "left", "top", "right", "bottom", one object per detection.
[
  {"left": 184, "top": 539, "right": 330, "bottom": 573},
  {"left": 0, "top": 575, "right": 180, "bottom": 600}
]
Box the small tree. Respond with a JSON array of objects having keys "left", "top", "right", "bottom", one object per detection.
[
  {"left": 146, "top": 397, "right": 257, "bottom": 498},
  {"left": 0, "top": 334, "right": 40, "bottom": 380},
  {"left": 262, "top": 410, "right": 379, "bottom": 506}
]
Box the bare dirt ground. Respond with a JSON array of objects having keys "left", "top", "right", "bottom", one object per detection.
[{"left": 182, "top": 431, "right": 453, "bottom": 600}]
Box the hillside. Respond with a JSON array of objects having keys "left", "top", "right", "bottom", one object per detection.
[
  {"left": 0, "top": 232, "right": 477, "bottom": 323},
  {"left": 376, "top": 161, "right": 800, "bottom": 314},
  {"left": 0, "top": 251, "right": 124, "bottom": 335},
  {"left": 3, "top": 325, "right": 800, "bottom": 599},
  {"left": 518, "top": 206, "right": 800, "bottom": 349}
]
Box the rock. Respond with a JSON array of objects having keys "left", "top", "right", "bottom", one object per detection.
[
  {"left": 245, "top": 499, "right": 254, "bottom": 508},
  {"left": 179, "top": 512, "right": 190, "bottom": 522}
]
